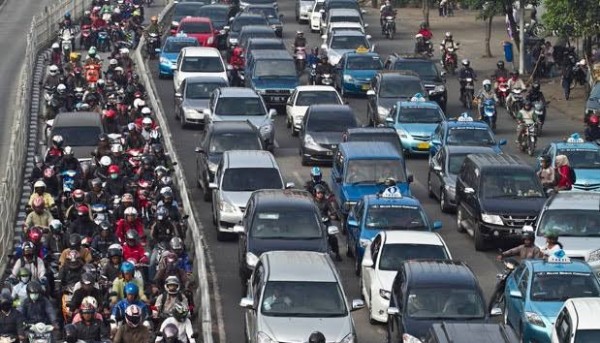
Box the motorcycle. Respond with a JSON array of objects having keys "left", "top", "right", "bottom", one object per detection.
[
  {"left": 309, "top": 64, "right": 317, "bottom": 85},
  {"left": 294, "top": 46, "right": 306, "bottom": 73},
  {"left": 461, "top": 77, "right": 474, "bottom": 109},
  {"left": 488, "top": 257, "right": 518, "bottom": 314},
  {"left": 442, "top": 47, "right": 457, "bottom": 74},
  {"left": 85, "top": 63, "right": 102, "bottom": 84},
  {"left": 96, "top": 28, "right": 111, "bottom": 52},
  {"left": 91, "top": 203, "right": 110, "bottom": 226},
  {"left": 43, "top": 85, "right": 58, "bottom": 119},
  {"left": 519, "top": 123, "right": 538, "bottom": 156},
  {"left": 60, "top": 30, "right": 74, "bottom": 57},
  {"left": 382, "top": 16, "right": 395, "bottom": 39},
  {"left": 508, "top": 88, "right": 524, "bottom": 119},
  {"left": 0, "top": 336, "right": 16, "bottom": 343},
  {"left": 81, "top": 25, "right": 93, "bottom": 50},
  {"left": 482, "top": 98, "right": 497, "bottom": 130},
  {"left": 534, "top": 101, "right": 546, "bottom": 135},
  {"left": 320, "top": 73, "right": 333, "bottom": 86},
  {"left": 25, "top": 323, "right": 54, "bottom": 343},
  {"left": 146, "top": 32, "right": 160, "bottom": 59},
  {"left": 495, "top": 76, "right": 509, "bottom": 106}
]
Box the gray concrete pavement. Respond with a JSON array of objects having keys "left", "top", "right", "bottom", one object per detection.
[{"left": 148, "top": 4, "right": 583, "bottom": 343}]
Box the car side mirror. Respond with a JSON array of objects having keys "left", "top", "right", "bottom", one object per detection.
[
  {"left": 366, "top": 89, "right": 375, "bottom": 97},
  {"left": 361, "top": 9, "right": 366, "bottom": 14},
  {"left": 361, "top": 257, "right": 373, "bottom": 268},
  {"left": 490, "top": 307, "right": 503, "bottom": 316},
  {"left": 195, "top": 147, "right": 205, "bottom": 153},
  {"left": 464, "top": 187, "right": 475, "bottom": 194},
  {"left": 407, "top": 173, "right": 414, "bottom": 183},
  {"left": 364, "top": 23, "right": 369, "bottom": 28},
  {"left": 440, "top": 71, "right": 447, "bottom": 79},
  {"left": 279, "top": 14, "right": 284, "bottom": 19},
  {"left": 387, "top": 306, "right": 400, "bottom": 316},
  {"left": 351, "top": 299, "right": 365, "bottom": 311},
  {"left": 319, "top": 9, "right": 325, "bottom": 13},
  {"left": 233, "top": 225, "right": 245, "bottom": 234},
  {"left": 321, "top": 34, "right": 327, "bottom": 40},
  {"left": 208, "top": 182, "right": 218, "bottom": 189},
  {"left": 499, "top": 139, "right": 507, "bottom": 146},
  {"left": 285, "top": 182, "right": 295, "bottom": 189},
  {"left": 175, "top": 92, "right": 182, "bottom": 98},
  {"left": 347, "top": 219, "right": 358, "bottom": 227},
  {"left": 509, "top": 289, "right": 522, "bottom": 299},
  {"left": 268, "top": 108, "right": 277, "bottom": 118},
  {"left": 239, "top": 297, "right": 254, "bottom": 309},
  {"left": 366, "top": 34, "right": 372, "bottom": 40},
  {"left": 327, "top": 226, "right": 339, "bottom": 235},
  {"left": 432, "top": 220, "right": 442, "bottom": 230}
]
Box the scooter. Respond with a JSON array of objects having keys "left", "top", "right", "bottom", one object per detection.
[
  {"left": 442, "top": 47, "right": 457, "bottom": 74},
  {"left": 81, "top": 25, "right": 93, "bottom": 50},
  {"left": 96, "top": 28, "right": 111, "bottom": 52},
  {"left": 495, "top": 76, "right": 509, "bottom": 106},
  {"left": 294, "top": 46, "right": 306, "bottom": 73},
  {"left": 488, "top": 257, "right": 518, "bottom": 314},
  {"left": 309, "top": 64, "right": 317, "bottom": 85},
  {"left": 461, "top": 77, "right": 474, "bottom": 109},
  {"left": 25, "top": 323, "right": 54, "bottom": 343},
  {"left": 146, "top": 32, "right": 160, "bottom": 59},
  {"left": 508, "top": 88, "right": 524, "bottom": 119},
  {"left": 534, "top": 101, "right": 547, "bottom": 135},
  {"left": 482, "top": 98, "right": 497, "bottom": 130},
  {"left": 382, "top": 16, "right": 395, "bottom": 39},
  {"left": 519, "top": 123, "right": 538, "bottom": 156},
  {"left": 321, "top": 73, "right": 333, "bottom": 86}
]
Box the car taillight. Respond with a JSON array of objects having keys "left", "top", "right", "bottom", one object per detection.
[{"left": 207, "top": 36, "right": 214, "bottom": 45}]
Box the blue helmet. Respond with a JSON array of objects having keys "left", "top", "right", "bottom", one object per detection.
[
  {"left": 120, "top": 261, "right": 135, "bottom": 274},
  {"left": 311, "top": 167, "right": 322, "bottom": 183},
  {"left": 124, "top": 282, "right": 139, "bottom": 296}
]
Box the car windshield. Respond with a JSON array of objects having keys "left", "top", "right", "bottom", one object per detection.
[
  {"left": 447, "top": 127, "right": 496, "bottom": 146},
  {"left": 536, "top": 210, "right": 600, "bottom": 237},
  {"left": 365, "top": 206, "right": 428, "bottom": 230},
  {"left": 331, "top": 35, "right": 368, "bottom": 50},
  {"left": 329, "top": 2, "right": 360, "bottom": 11},
  {"left": 531, "top": 272, "right": 600, "bottom": 301},
  {"left": 215, "top": 97, "right": 266, "bottom": 116},
  {"left": 306, "top": 110, "right": 357, "bottom": 132},
  {"left": 261, "top": 281, "right": 347, "bottom": 317},
  {"left": 163, "top": 40, "right": 198, "bottom": 53},
  {"left": 181, "top": 56, "right": 224, "bottom": 72},
  {"left": 249, "top": 41, "right": 285, "bottom": 51},
  {"left": 396, "top": 107, "right": 444, "bottom": 123},
  {"left": 250, "top": 209, "right": 323, "bottom": 239},
  {"left": 344, "top": 159, "right": 406, "bottom": 183},
  {"left": 53, "top": 126, "right": 102, "bottom": 146},
  {"left": 186, "top": 82, "right": 224, "bottom": 99},
  {"left": 448, "top": 153, "right": 469, "bottom": 175},
  {"left": 179, "top": 22, "right": 212, "bottom": 34},
  {"left": 481, "top": 171, "right": 544, "bottom": 199},
  {"left": 221, "top": 167, "right": 282, "bottom": 191},
  {"left": 557, "top": 149, "right": 600, "bottom": 169},
  {"left": 380, "top": 80, "right": 423, "bottom": 98},
  {"left": 296, "top": 91, "right": 341, "bottom": 106},
  {"left": 255, "top": 60, "right": 297, "bottom": 78},
  {"left": 393, "top": 61, "right": 439, "bottom": 78},
  {"left": 247, "top": 7, "right": 278, "bottom": 19},
  {"left": 209, "top": 133, "right": 262, "bottom": 153},
  {"left": 232, "top": 17, "right": 268, "bottom": 32},
  {"left": 407, "top": 287, "right": 485, "bottom": 319},
  {"left": 575, "top": 330, "right": 600, "bottom": 343},
  {"left": 330, "top": 15, "right": 360, "bottom": 23},
  {"left": 379, "top": 244, "right": 448, "bottom": 270},
  {"left": 241, "top": 32, "right": 276, "bottom": 46},
  {"left": 347, "top": 55, "right": 383, "bottom": 70}
]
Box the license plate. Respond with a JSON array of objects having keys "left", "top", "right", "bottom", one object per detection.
[
  {"left": 417, "top": 142, "right": 430, "bottom": 149},
  {"left": 361, "top": 84, "right": 370, "bottom": 90},
  {"left": 326, "top": 151, "right": 333, "bottom": 156},
  {"left": 271, "top": 96, "right": 285, "bottom": 102}
]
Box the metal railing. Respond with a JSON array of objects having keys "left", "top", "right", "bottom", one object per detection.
[{"left": 0, "top": 0, "right": 92, "bottom": 277}]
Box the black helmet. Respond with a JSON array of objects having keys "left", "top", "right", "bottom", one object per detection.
[
  {"left": 544, "top": 230, "right": 560, "bottom": 241},
  {"left": 532, "top": 82, "right": 540, "bottom": 91},
  {"left": 69, "top": 233, "right": 82, "bottom": 250},
  {"left": 309, "top": 331, "right": 326, "bottom": 343},
  {"left": 64, "top": 324, "right": 77, "bottom": 343},
  {"left": 383, "top": 178, "right": 397, "bottom": 187},
  {"left": 539, "top": 154, "right": 551, "bottom": 165},
  {"left": 314, "top": 184, "right": 326, "bottom": 194},
  {"left": 497, "top": 60, "right": 505, "bottom": 69},
  {"left": 81, "top": 272, "right": 95, "bottom": 286},
  {"left": 26, "top": 280, "right": 43, "bottom": 294}
]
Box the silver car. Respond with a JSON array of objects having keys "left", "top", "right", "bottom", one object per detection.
[
  {"left": 241, "top": 251, "right": 364, "bottom": 343},
  {"left": 174, "top": 76, "right": 229, "bottom": 128}
]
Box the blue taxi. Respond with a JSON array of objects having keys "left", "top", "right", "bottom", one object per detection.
[
  {"left": 538, "top": 133, "right": 600, "bottom": 191},
  {"left": 503, "top": 251, "right": 600, "bottom": 343},
  {"left": 158, "top": 35, "right": 199, "bottom": 78},
  {"left": 385, "top": 98, "right": 446, "bottom": 155},
  {"left": 335, "top": 49, "right": 383, "bottom": 97},
  {"left": 346, "top": 186, "right": 441, "bottom": 275},
  {"left": 429, "top": 113, "right": 507, "bottom": 157}
]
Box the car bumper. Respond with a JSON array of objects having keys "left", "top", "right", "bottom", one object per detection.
[
  {"left": 310, "top": 18, "right": 321, "bottom": 30},
  {"left": 217, "top": 211, "right": 243, "bottom": 233},
  {"left": 159, "top": 62, "right": 176, "bottom": 76},
  {"left": 302, "top": 144, "right": 335, "bottom": 162},
  {"left": 479, "top": 222, "right": 525, "bottom": 240},
  {"left": 259, "top": 92, "right": 291, "bottom": 106},
  {"left": 402, "top": 139, "right": 432, "bottom": 154},
  {"left": 342, "top": 81, "right": 371, "bottom": 95},
  {"left": 522, "top": 322, "right": 552, "bottom": 343},
  {"left": 299, "top": 11, "right": 310, "bottom": 20},
  {"left": 370, "top": 291, "right": 390, "bottom": 323}
]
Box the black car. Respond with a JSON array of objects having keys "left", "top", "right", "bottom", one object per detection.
[
  {"left": 243, "top": 4, "right": 283, "bottom": 37},
  {"left": 387, "top": 260, "right": 488, "bottom": 343},
  {"left": 196, "top": 4, "right": 232, "bottom": 49},
  {"left": 225, "top": 13, "right": 269, "bottom": 50},
  {"left": 174, "top": 76, "right": 229, "bottom": 128},
  {"left": 366, "top": 71, "right": 427, "bottom": 126},
  {"left": 194, "top": 121, "right": 264, "bottom": 201},
  {"left": 342, "top": 127, "right": 403, "bottom": 155},
  {"left": 385, "top": 54, "right": 448, "bottom": 112},
  {"left": 234, "top": 189, "right": 335, "bottom": 290},
  {"left": 426, "top": 323, "right": 519, "bottom": 343},
  {"left": 455, "top": 153, "right": 547, "bottom": 251},
  {"left": 299, "top": 104, "right": 359, "bottom": 165}
]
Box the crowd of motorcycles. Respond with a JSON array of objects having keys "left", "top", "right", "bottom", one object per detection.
[{"left": 1, "top": 1, "right": 199, "bottom": 343}]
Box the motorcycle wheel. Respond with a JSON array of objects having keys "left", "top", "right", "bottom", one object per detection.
[
  {"left": 387, "top": 29, "right": 393, "bottom": 39},
  {"left": 527, "top": 138, "right": 536, "bottom": 156}
]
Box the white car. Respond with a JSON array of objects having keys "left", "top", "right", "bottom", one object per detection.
[
  {"left": 321, "top": 30, "right": 372, "bottom": 66},
  {"left": 551, "top": 298, "right": 600, "bottom": 343},
  {"left": 286, "top": 85, "right": 342, "bottom": 135},
  {"left": 309, "top": 0, "right": 325, "bottom": 32},
  {"left": 360, "top": 230, "right": 452, "bottom": 324},
  {"left": 173, "top": 47, "right": 228, "bottom": 92}
]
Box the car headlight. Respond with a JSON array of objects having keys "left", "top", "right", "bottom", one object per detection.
[
  {"left": 379, "top": 289, "right": 391, "bottom": 300},
  {"left": 402, "top": 333, "right": 423, "bottom": 343},
  {"left": 396, "top": 128, "right": 409, "bottom": 139},
  {"left": 481, "top": 213, "right": 503, "bottom": 225},
  {"left": 377, "top": 106, "right": 390, "bottom": 117},
  {"left": 220, "top": 200, "right": 238, "bottom": 214},
  {"left": 183, "top": 107, "right": 198, "bottom": 116},
  {"left": 341, "top": 333, "right": 356, "bottom": 343},
  {"left": 359, "top": 238, "right": 371, "bottom": 248},
  {"left": 256, "top": 89, "right": 266, "bottom": 95},
  {"left": 525, "top": 311, "right": 546, "bottom": 327},
  {"left": 343, "top": 74, "right": 354, "bottom": 82},
  {"left": 228, "top": 37, "right": 238, "bottom": 44},
  {"left": 304, "top": 134, "right": 321, "bottom": 149},
  {"left": 159, "top": 57, "right": 170, "bottom": 65},
  {"left": 433, "top": 85, "right": 446, "bottom": 93},
  {"left": 208, "top": 161, "right": 218, "bottom": 174},
  {"left": 246, "top": 252, "right": 259, "bottom": 268},
  {"left": 343, "top": 201, "right": 357, "bottom": 211},
  {"left": 588, "top": 248, "right": 600, "bottom": 262},
  {"left": 257, "top": 332, "right": 276, "bottom": 343}
]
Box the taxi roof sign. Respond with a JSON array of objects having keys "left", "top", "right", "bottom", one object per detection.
[
  {"left": 380, "top": 186, "right": 402, "bottom": 198},
  {"left": 410, "top": 93, "right": 426, "bottom": 102},
  {"left": 566, "top": 133, "right": 585, "bottom": 144},
  {"left": 355, "top": 46, "right": 369, "bottom": 53},
  {"left": 547, "top": 249, "right": 571, "bottom": 264},
  {"left": 457, "top": 113, "right": 474, "bottom": 122},
  {"left": 176, "top": 32, "right": 188, "bottom": 37}
]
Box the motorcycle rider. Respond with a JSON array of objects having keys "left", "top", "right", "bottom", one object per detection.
[
  {"left": 106, "top": 164, "right": 130, "bottom": 197},
  {"left": 59, "top": 233, "right": 94, "bottom": 266},
  {"left": 491, "top": 60, "right": 509, "bottom": 82},
  {"left": 541, "top": 230, "right": 563, "bottom": 256},
  {"left": 585, "top": 114, "right": 600, "bottom": 141},
  {"left": 0, "top": 293, "right": 25, "bottom": 342},
  {"left": 95, "top": 156, "right": 113, "bottom": 181},
  {"left": 475, "top": 79, "right": 498, "bottom": 120},
  {"left": 86, "top": 177, "right": 110, "bottom": 207},
  {"left": 111, "top": 264, "right": 148, "bottom": 302},
  {"left": 92, "top": 224, "right": 119, "bottom": 258},
  {"left": 24, "top": 197, "right": 53, "bottom": 230},
  {"left": 458, "top": 59, "right": 477, "bottom": 103},
  {"left": 526, "top": 81, "right": 546, "bottom": 104},
  {"left": 103, "top": 244, "right": 123, "bottom": 282},
  {"left": 145, "top": 16, "right": 163, "bottom": 47},
  {"left": 314, "top": 184, "right": 342, "bottom": 261},
  {"left": 497, "top": 227, "right": 542, "bottom": 260},
  {"left": 115, "top": 207, "right": 146, "bottom": 244},
  {"left": 44, "top": 134, "right": 65, "bottom": 165},
  {"left": 58, "top": 147, "right": 83, "bottom": 177},
  {"left": 151, "top": 143, "right": 173, "bottom": 170},
  {"left": 68, "top": 205, "right": 100, "bottom": 239},
  {"left": 506, "top": 71, "right": 527, "bottom": 111},
  {"left": 112, "top": 304, "right": 151, "bottom": 343},
  {"left": 85, "top": 47, "right": 102, "bottom": 67},
  {"left": 379, "top": 1, "right": 395, "bottom": 32},
  {"left": 50, "top": 43, "right": 63, "bottom": 68},
  {"left": 155, "top": 237, "right": 192, "bottom": 286},
  {"left": 155, "top": 303, "right": 195, "bottom": 343},
  {"left": 158, "top": 323, "right": 185, "bottom": 343},
  {"left": 71, "top": 301, "right": 109, "bottom": 341},
  {"left": 113, "top": 193, "right": 134, "bottom": 221},
  {"left": 157, "top": 188, "right": 182, "bottom": 223},
  {"left": 59, "top": 250, "right": 86, "bottom": 288},
  {"left": 153, "top": 276, "right": 189, "bottom": 321},
  {"left": 11, "top": 268, "right": 33, "bottom": 305},
  {"left": 417, "top": 22, "right": 433, "bottom": 41},
  {"left": 305, "top": 167, "right": 332, "bottom": 195},
  {"left": 315, "top": 55, "right": 334, "bottom": 83},
  {"left": 309, "top": 331, "right": 326, "bottom": 343},
  {"left": 64, "top": 189, "right": 88, "bottom": 223},
  {"left": 293, "top": 31, "right": 306, "bottom": 50},
  {"left": 122, "top": 229, "right": 148, "bottom": 264},
  {"left": 11, "top": 242, "right": 47, "bottom": 284},
  {"left": 28, "top": 180, "right": 56, "bottom": 212},
  {"left": 414, "top": 34, "right": 430, "bottom": 55},
  {"left": 515, "top": 101, "right": 538, "bottom": 144},
  {"left": 44, "top": 65, "right": 62, "bottom": 89},
  {"left": 537, "top": 155, "right": 556, "bottom": 190},
  {"left": 94, "top": 134, "right": 113, "bottom": 159},
  {"left": 20, "top": 280, "right": 58, "bottom": 329},
  {"left": 439, "top": 32, "right": 458, "bottom": 64},
  {"left": 69, "top": 273, "right": 103, "bottom": 315}
]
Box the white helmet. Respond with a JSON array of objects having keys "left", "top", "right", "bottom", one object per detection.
[
  {"left": 133, "top": 98, "right": 145, "bottom": 109},
  {"left": 120, "top": 48, "right": 130, "bottom": 55},
  {"left": 52, "top": 42, "right": 60, "bottom": 49},
  {"left": 111, "top": 144, "right": 124, "bottom": 153},
  {"left": 141, "top": 107, "right": 152, "bottom": 116},
  {"left": 64, "top": 146, "right": 74, "bottom": 155},
  {"left": 34, "top": 180, "right": 47, "bottom": 189},
  {"left": 57, "top": 84, "right": 67, "bottom": 93},
  {"left": 142, "top": 117, "right": 153, "bottom": 126},
  {"left": 124, "top": 207, "right": 138, "bottom": 216},
  {"left": 99, "top": 156, "right": 112, "bottom": 167},
  {"left": 113, "top": 7, "right": 121, "bottom": 14},
  {"left": 482, "top": 79, "right": 491, "bottom": 86},
  {"left": 109, "top": 59, "right": 118, "bottom": 66},
  {"left": 160, "top": 186, "right": 173, "bottom": 196},
  {"left": 445, "top": 31, "right": 452, "bottom": 38},
  {"left": 115, "top": 66, "right": 124, "bottom": 73},
  {"left": 415, "top": 33, "right": 423, "bottom": 39},
  {"left": 82, "top": 296, "right": 98, "bottom": 309},
  {"left": 49, "top": 65, "right": 59, "bottom": 75}
]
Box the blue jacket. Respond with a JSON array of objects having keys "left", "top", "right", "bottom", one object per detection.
[{"left": 111, "top": 299, "right": 150, "bottom": 322}]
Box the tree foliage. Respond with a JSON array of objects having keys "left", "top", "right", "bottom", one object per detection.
[{"left": 542, "top": 0, "right": 600, "bottom": 37}]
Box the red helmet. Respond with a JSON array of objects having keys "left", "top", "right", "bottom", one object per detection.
[
  {"left": 108, "top": 165, "right": 120, "bottom": 174},
  {"left": 32, "top": 196, "right": 45, "bottom": 210},
  {"left": 27, "top": 226, "right": 43, "bottom": 244},
  {"left": 105, "top": 109, "right": 117, "bottom": 119},
  {"left": 77, "top": 205, "right": 89, "bottom": 215},
  {"left": 590, "top": 114, "right": 599, "bottom": 125}
]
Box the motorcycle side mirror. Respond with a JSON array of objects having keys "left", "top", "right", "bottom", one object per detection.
[
  {"left": 366, "top": 34, "right": 372, "bottom": 40},
  {"left": 175, "top": 92, "right": 182, "bottom": 98},
  {"left": 361, "top": 9, "right": 366, "bottom": 14},
  {"left": 155, "top": 48, "right": 161, "bottom": 53},
  {"left": 440, "top": 71, "right": 447, "bottom": 78},
  {"left": 327, "top": 226, "right": 339, "bottom": 235},
  {"left": 226, "top": 64, "right": 234, "bottom": 71},
  {"left": 407, "top": 173, "right": 414, "bottom": 183},
  {"left": 319, "top": 9, "right": 325, "bottom": 13},
  {"left": 183, "top": 214, "right": 190, "bottom": 220},
  {"left": 223, "top": 25, "right": 231, "bottom": 30},
  {"left": 366, "top": 90, "right": 375, "bottom": 97}
]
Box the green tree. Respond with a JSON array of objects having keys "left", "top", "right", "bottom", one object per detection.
[{"left": 542, "top": 0, "right": 600, "bottom": 37}]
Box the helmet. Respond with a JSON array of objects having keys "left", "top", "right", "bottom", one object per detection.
[
  {"left": 133, "top": 98, "right": 145, "bottom": 109},
  {"left": 52, "top": 42, "right": 60, "bottom": 50},
  {"left": 170, "top": 236, "right": 183, "bottom": 251},
  {"left": 34, "top": 180, "right": 46, "bottom": 189},
  {"left": 296, "top": 30, "right": 303, "bottom": 36},
  {"left": 64, "top": 146, "right": 74, "bottom": 156},
  {"left": 32, "top": 196, "right": 45, "bottom": 210},
  {"left": 80, "top": 301, "right": 96, "bottom": 315},
  {"left": 511, "top": 71, "right": 520, "bottom": 77},
  {"left": 120, "top": 261, "right": 135, "bottom": 274},
  {"left": 483, "top": 79, "right": 492, "bottom": 90},
  {"left": 461, "top": 59, "right": 470, "bottom": 67},
  {"left": 141, "top": 107, "right": 152, "bottom": 116},
  {"left": 309, "top": 331, "right": 326, "bottom": 343},
  {"left": 151, "top": 15, "right": 158, "bottom": 22},
  {"left": 99, "top": 156, "right": 112, "bottom": 167},
  {"left": 108, "top": 244, "right": 123, "bottom": 258},
  {"left": 125, "top": 304, "right": 142, "bottom": 327},
  {"left": 125, "top": 229, "right": 139, "bottom": 244},
  {"left": 160, "top": 187, "right": 173, "bottom": 198},
  {"left": 522, "top": 228, "right": 535, "bottom": 241},
  {"left": 310, "top": 166, "right": 322, "bottom": 183},
  {"left": 314, "top": 184, "right": 326, "bottom": 194},
  {"left": 415, "top": 33, "right": 423, "bottom": 39},
  {"left": 156, "top": 206, "right": 169, "bottom": 221},
  {"left": 52, "top": 134, "right": 64, "bottom": 147},
  {"left": 120, "top": 48, "right": 130, "bottom": 56},
  {"left": 67, "top": 249, "right": 81, "bottom": 263},
  {"left": 69, "top": 233, "right": 82, "bottom": 249},
  {"left": 81, "top": 272, "right": 95, "bottom": 286},
  {"left": 90, "top": 178, "right": 102, "bottom": 189},
  {"left": 27, "top": 226, "right": 43, "bottom": 244},
  {"left": 124, "top": 207, "right": 138, "bottom": 217},
  {"left": 26, "top": 280, "right": 43, "bottom": 295},
  {"left": 162, "top": 323, "right": 179, "bottom": 343},
  {"left": 109, "top": 59, "right": 118, "bottom": 66},
  {"left": 82, "top": 296, "right": 98, "bottom": 311},
  {"left": 445, "top": 31, "right": 452, "bottom": 38},
  {"left": 18, "top": 267, "right": 32, "bottom": 280},
  {"left": 88, "top": 46, "right": 97, "bottom": 57},
  {"left": 590, "top": 114, "right": 600, "bottom": 125},
  {"left": 22, "top": 241, "right": 35, "bottom": 253},
  {"left": 49, "top": 65, "right": 59, "bottom": 75},
  {"left": 160, "top": 176, "right": 173, "bottom": 188},
  {"left": 539, "top": 154, "right": 552, "bottom": 165},
  {"left": 544, "top": 229, "right": 560, "bottom": 241},
  {"left": 523, "top": 100, "right": 532, "bottom": 109},
  {"left": 122, "top": 193, "right": 134, "bottom": 203},
  {"left": 171, "top": 302, "right": 189, "bottom": 321},
  {"left": 108, "top": 164, "right": 120, "bottom": 175},
  {"left": 497, "top": 60, "right": 505, "bottom": 69},
  {"left": 142, "top": 117, "right": 153, "bottom": 126},
  {"left": 111, "top": 143, "right": 123, "bottom": 154},
  {"left": 124, "top": 282, "right": 139, "bottom": 296},
  {"left": 165, "top": 276, "right": 181, "bottom": 294},
  {"left": 532, "top": 82, "right": 540, "bottom": 92},
  {"left": 77, "top": 205, "right": 89, "bottom": 216}
]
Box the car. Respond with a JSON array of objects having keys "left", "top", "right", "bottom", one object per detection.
[
  {"left": 429, "top": 114, "right": 507, "bottom": 157},
  {"left": 321, "top": 8, "right": 367, "bottom": 35},
  {"left": 361, "top": 231, "right": 451, "bottom": 324},
  {"left": 295, "top": 0, "right": 314, "bottom": 22},
  {"left": 385, "top": 100, "right": 446, "bottom": 155},
  {"left": 194, "top": 121, "right": 264, "bottom": 201},
  {"left": 171, "top": 3, "right": 208, "bottom": 33},
  {"left": 334, "top": 50, "right": 383, "bottom": 97},
  {"left": 341, "top": 127, "right": 403, "bottom": 155},
  {"left": 455, "top": 153, "right": 547, "bottom": 251},
  {"left": 157, "top": 36, "right": 199, "bottom": 78},
  {"left": 321, "top": 30, "right": 373, "bottom": 66},
  {"left": 323, "top": 0, "right": 365, "bottom": 16},
  {"left": 234, "top": 189, "right": 339, "bottom": 287},
  {"left": 238, "top": 25, "right": 277, "bottom": 57},
  {"left": 285, "top": 85, "right": 343, "bottom": 136},
  {"left": 175, "top": 17, "right": 219, "bottom": 47},
  {"left": 174, "top": 76, "right": 229, "bottom": 128},
  {"left": 322, "top": 21, "right": 365, "bottom": 41},
  {"left": 385, "top": 54, "right": 448, "bottom": 111},
  {"left": 533, "top": 192, "right": 600, "bottom": 277},
  {"left": 240, "top": 251, "right": 364, "bottom": 342},
  {"left": 366, "top": 71, "right": 428, "bottom": 126},
  {"left": 209, "top": 150, "right": 293, "bottom": 240},
  {"left": 245, "top": 49, "right": 299, "bottom": 108},
  {"left": 195, "top": 4, "right": 232, "bottom": 48},
  {"left": 502, "top": 253, "right": 600, "bottom": 343},
  {"left": 551, "top": 297, "right": 600, "bottom": 343},
  {"left": 47, "top": 112, "right": 103, "bottom": 162},
  {"left": 387, "top": 260, "right": 488, "bottom": 343},
  {"left": 347, "top": 188, "right": 443, "bottom": 273},
  {"left": 330, "top": 142, "right": 413, "bottom": 228},
  {"left": 244, "top": 38, "right": 286, "bottom": 65},
  {"left": 243, "top": 4, "right": 283, "bottom": 37},
  {"left": 205, "top": 87, "right": 276, "bottom": 149},
  {"left": 239, "top": 0, "right": 277, "bottom": 10},
  {"left": 426, "top": 323, "right": 519, "bottom": 343},
  {"left": 309, "top": 0, "right": 325, "bottom": 32},
  {"left": 428, "top": 145, "right": 500, "bottom": 213},
  {"left": 585, "top": 82, "right": 600, "bottom": 120},
  {"left": 299, "top": 104, "right": 358, "bottom": 165},
  {"left": 173, "top": 47, "right": 228, "bottom": 91},
  {"left": 224, "top": 13, "right": 269, "bottom": 50},
  {"left": 538, "top": 133, "right": 600, "bottom": 191}
]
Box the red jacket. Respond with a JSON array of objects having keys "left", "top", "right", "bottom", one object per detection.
[
  {"left": 418, "top": 28, "right": 433, "bottom": 41},
  {"left": 122, "top": 243, "right": 148, "bottom": 264},
  {"left": 115, "top": 218, "right": 145, "bottom": 244},
  {"left": 555, "top": 166, "right": 572, "bottom": 190}
]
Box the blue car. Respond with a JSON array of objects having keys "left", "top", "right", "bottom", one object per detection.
[
  {"left": 430, "top": 114, "right": 507, "bottom": 157},
  {"left": 538, "top": 133, "right": 600, "bottom": 191},
  {"left": 335, "top": 50, "right": 383, "bottom": 97},
  {"left": 503, "top": 251, "right": 600, "bottom": 343},
  {"left": 346, "top": 187, "right": 441, "bottom": 274},
  {"left": 385, "top": 100, "right": 446, "bottom": 155},
  {"left": 158, "top": 36, "right": 199, "bottom": 78}
]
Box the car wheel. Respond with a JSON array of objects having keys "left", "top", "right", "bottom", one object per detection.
[
  {"left": 180, "top": 113, "right": 187, "bottom": 129},
  {"left": 368, "top": 303, "right": 378, "bottom": 325},
  {"left": 456, "top": 205, "right": 466, "bottom": 233},
  {"left": 286, "top": 116, "right": 291, "bottom": 128},
  {"left": 354, "top": 254, "right": 361, "bottom": 276},
  {"left": 202, "top": 184, "right": 211, "bottom": 202},
  {"left": 427, "top": 174, "right": 435, "bottom": 198},
  {"left": 440, "top": 190, "right": 452, "bottom": 213},
  {"left": 474, "top": 225, "right": 488, "bottom": 251}
]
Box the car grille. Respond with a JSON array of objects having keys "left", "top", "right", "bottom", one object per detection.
[
  {"left": 412, "top": 134, "right": 431, "bottom": 141},
  {"left": 573, "top": 182, "right": 600, "bottom": 191},
  {"left": 267, "top": 89, "right": 290, "bottom": 94},
  {"left": 321, "top": 143, "right": 338, "bottom": 150},
  {"left": 500, "top": 215, "right": 537, "bottom": 228}
]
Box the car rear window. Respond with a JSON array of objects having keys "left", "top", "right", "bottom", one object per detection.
[{"left": 52, "top": 126, "right": 102, "bottom": 146}]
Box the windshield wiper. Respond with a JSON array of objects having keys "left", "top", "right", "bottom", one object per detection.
[{"left": 350, "top": 180, "right": 375, "bottom": 185}]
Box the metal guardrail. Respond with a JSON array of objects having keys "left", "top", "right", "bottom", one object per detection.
[{"left": 0, "top": 0, "right": 92, "bottom": 278}]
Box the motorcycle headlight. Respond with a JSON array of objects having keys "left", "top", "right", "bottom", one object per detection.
[
  {"left": 228, "top": 37, "right": 238, "bottom": 45},
  {"left": 402, "top": 333, "right": 423, "bottom": 343},
  {"left": 246, "top": 252, "right": 259, "bottom": 268},
  {"left": 304, "top": 134, "right": 320, "bottom": 148},
  {"left": 208, "top": 161, "right": 218, "bottom": 174},
  {"left": 433, "top": 85, "right": 446, "bottom": 93},
  {"left": 481, "top": 213, "right": 503, "bottom": 225},
  {"left": 377, "top": 106, "right": 390, "bottom": 117},
  {"left": 379, "top": 289, "right": 391, "bottom": 300},
  {"left": 588, "top": 248, "right": 600, "bottom": 262},
  {"left": 220, "top": 200, "right": 239, "bottom": 214},
  {"left": 343, "top": 74, "right": 354, "bottom": 82},
  {"left": 341, "top": 333, "right": 356, "bottom": 343},
  {"left": 257, "top": 332, "right": 276, "bottom": 343},
  {"left": 359, "top": 238, "right": 371, "bottom": 248},
  {"left": 525, "top": 311, "right": 546, "bottom": 327}
]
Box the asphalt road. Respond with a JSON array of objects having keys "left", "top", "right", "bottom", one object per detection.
[{"left": 147, "top": 2, "right": 583, "bottom": 342}]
